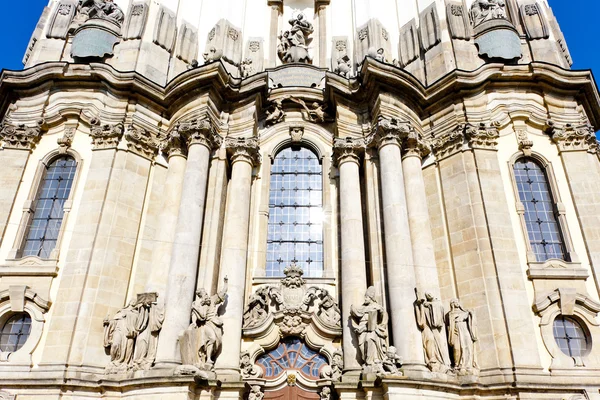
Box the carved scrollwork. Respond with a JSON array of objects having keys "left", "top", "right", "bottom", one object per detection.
[
  {"left": 465, "top": 122, "right": 500, "bottom": 150},
  {"left": 177, "top": 118, "right": 223, "bottom": 150},
  {"left": 0, "top": 120, "right": 44, "bottom": 150},
  {"left": 125, "top": 126, "right": 161, "bottom": 159},
  {"left": 57, "top": 127, "right": 76, "bottom": 154},
  {"left": 89, "top": 118, "right": 124, "bottom": 149},
  {"left": 240, "top": 350, "right": 263, "bottom": 379},
  {"left": 547, "top": 120, "right": 598, "bottom": 153},
  {"left": 225, "top": 137, "right": 261, "bottom": 166},
  {"left": 333, "top": 137, "right": 367, "bottom": 166}
]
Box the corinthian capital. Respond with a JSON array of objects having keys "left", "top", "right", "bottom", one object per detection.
[
  {"left": 0, "top": 120, "right": 44, "bottom": 150},
  {"left": 160, "top": 130, "right": 186, "bottom": 158},
  {"left": 333, "top": 137, "right": 367, "bottom": 166},
  {"left": 225, "top": 137, "right": 261, "bottom": 166},
  {"left": 431, "top": 125, "right": 465, "bottom": 159},
  {"left": 367, "top": 116, "right": 412, "bottom": 149},
  {"left": 90, "top": 118, "right": 124, "bottom": 150},
  {"left": 403, "top": 129, "right": 431, "bottom": 159},
  {"left": 125, "top": 125, "right": 161, "bottom": 160},
  {"left": 547, "top": 120, "right": 598, "bottom": 153},
  {"left": 465, "top": 122, "right": 500, "bottom": 150},
  {"left": 177, "top": 118, "right": 223, "bottom": 150}
]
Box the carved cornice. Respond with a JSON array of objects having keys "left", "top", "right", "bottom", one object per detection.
[
  {"left": 332, "top": 137, "right": 367, "bottom": 166},
  {"left": 0, "top": 120, "right": 44, "bottom": 150},
  {"left": 547, "top": 120, "right": 598, "bottom": 153},
  {"left": 177, "top": 118, "right": 223, "bottom": 150},
  {"left": 225, "top": 137, "right": 261, "bottom": 166},
  {"left": 465, "top": 122, "right": 500, "bottom": 150},
  {"left": 431, "top": 125, "right": 465, "bottom": 159},
  {"left": 125, "top": 126, "right": 161, "bottom": 160},
  {"left": 89, "top": 118, "right": 124, "bottom": 150}
]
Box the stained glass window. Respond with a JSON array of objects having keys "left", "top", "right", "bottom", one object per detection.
[
  {"left": 22, "top": 156, "right": 77, "bottom": 258},
  {"left": 267, "top": 147, "right": 323, "bottom": 277},
  {"left": 513, "top": 158, "right": 566, "bottom": 261},
  {"left": 256, "top": 337, "right": 328, "bottom": 379},
  {"left": 553, "top": 316, "right": 589, "bottom": 358},
  {"left": 0, "top": 313, "right": 32, "bottom": 352}
]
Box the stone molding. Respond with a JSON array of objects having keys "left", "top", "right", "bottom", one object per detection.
[
  {"left": 547, "top": 120, "right": 598, "bottom": 153},
  {"left": 431, "top": 122, "right": 499, "bottom": 160},
  {"left": 89, "top": 118, "right": 124, "bottom": 150},
  {"left": 332, "top": 137, "right": 367, "bottom": 166},
  {"left": 125, "top": 126, "right": 161, "bottom": 160},
  {"left": 225, "top": 137, "right": 261, "bottom": 166},
  {"left": 0, "top": 120, "right": 44, "bottom": 151}
]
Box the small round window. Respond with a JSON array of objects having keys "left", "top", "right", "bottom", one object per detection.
[
  {"left": 553, "top": 316, "right": 589, "bottom": 358},
  {"left": 0, "top": 313, "right": 32, "bottom": 352}
]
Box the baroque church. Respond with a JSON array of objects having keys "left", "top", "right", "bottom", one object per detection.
[{"left": 0, "top": 0, "right": 599, "bottom": 399}]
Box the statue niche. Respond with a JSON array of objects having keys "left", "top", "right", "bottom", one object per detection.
[{"left": 277, "top": 13, "right": 314, "bottom": 64}]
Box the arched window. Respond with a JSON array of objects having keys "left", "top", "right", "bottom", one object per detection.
[
  {"left": 267, "top": 146, "right": 323, "bottom": 277},
  {"left": 21, "top": 156, "right": 77, "bottom": 258},
  {"left": 513, "top": 157, "right": 566, "bottom": 261}
]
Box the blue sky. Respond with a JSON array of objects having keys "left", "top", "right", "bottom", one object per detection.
[{"left": 0, "top": 1, "right": 597, "bottom": 75}]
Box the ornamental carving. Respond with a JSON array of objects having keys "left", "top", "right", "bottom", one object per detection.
[
  {"left": 75, "top": 0, "right": 125, "bottom": 27},
  {"left": 160, "top": 130, "right": 186, "bottom": 157},
  {"left": 319, "top": 348, "right": 343, "bottom": 381},
  {"left": 57, "top": 127, "right": 76, "bottom": 154},
  {"left": 242, "top": 264, "right": 342, "bottom": 338},
  {"left": 289, "top": 97, "right": 333, "bottom": 123},
  {"left": 240, "top": 350, "right": 263, "bottom": 379},
  {"left": 277, "top": 13, "right": 314, "bottom": 64},
  {"left": 431, "top": 125, "right": 465, "bottom": 159},
  {"left": 90, "top": 118, "right": 124, "bottom": 149},
  {"left": 225, "top": 137, "right": 261, "bottom": 166},
  {"left": 470, "top": 0, "right": 507, "bottom": 27},
  {"left": 265, "top": 99, "right": 285, "bottom": 127},
  {"left": 367, "top": 116, "right": 412, "bottom": 149},
  {"left": 517, "top": 129, "right": 534, "bottom": 156},
  {"left": 177, "top": 118, "right": 223, "bottom": 150},
  {"left": 103, "top": 292, "right": 164, "bottom": 374},
  {"left": 177, "top": 278, "right": 228, "bottom": 378},
  {"left": 125, "top": 126, "right": 160, "bottom": 159},
  {"left": 0, "top": 120, "right": 44, "bottom": 150},
  {"left": 547, "top": 120, "right": 598, "bottom": 153},
  {"left": 465, "top": 122, "right": 500, "bottom": 150},
  {"left": 332, "top": 137, "right": 367, "bottom": 166}
]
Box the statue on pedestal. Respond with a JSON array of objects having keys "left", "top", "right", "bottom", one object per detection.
[
  {"left": 350, "top": 286, "right": 388, "bottom": 372},
  {"left": 414, "top": 291, "right": 451, "bottom": 373},
  {"left": 447, "top": 299, "right": 478, "bottom": 375},
  {"left": 277, "top": 13, "right": 313, "bottom": 64}
]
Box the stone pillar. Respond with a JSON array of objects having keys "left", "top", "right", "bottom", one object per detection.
[
  {"left": 144, "top": 133, "right": 187, "bottom": 295},
  {"left": 155, "top": 120, "right": 222, "bottom": 366},
  {"left": 267, "top": 2, "right": 282, "bottom": 67},
  {"left": 333, "top": 137, "right": 368, "bottom": 375},
  {"left": 316, "top": 2, "right": 328, "bottom": 68},
  {"left": 215, "top": 137, "right": 261, "bottom": 378},
  {"left": 401, "top": 131, "right": 442, "bottom": 297},
  {"left": 369, "top": 119, "right": 424, "bottom": 368}
]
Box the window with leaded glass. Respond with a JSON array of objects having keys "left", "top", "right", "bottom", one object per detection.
[
  {"left": 513, "top": 158, "right": 566, "bottom": 261},
  {"left": 22, "top": 156, "right": 77, "bottom": 258},
  {"left": 553, "top": 316, "right": 589, "bottom": 358},
  {"left": 0, "top": 313, "right": 32, "bottom": 353},
  {"left": 256, "top": 337, "right": 328, "bottom": 379},
  {"left": 267, "top": 146, "right": 323, "bottom": 277}
]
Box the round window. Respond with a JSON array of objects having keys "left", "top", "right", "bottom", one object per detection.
[
  {"left": 0, "top": 313, "right": 32, "bottom": 352},
  {"left": 553, "top": 316, "right": 590, "bottom": 358}
]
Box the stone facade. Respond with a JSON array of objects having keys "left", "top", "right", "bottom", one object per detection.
[{"left": 0, "top": 0, "right": 599, "bottom": 399}]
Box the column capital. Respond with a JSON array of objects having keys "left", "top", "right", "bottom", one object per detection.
[
  {"left": 547, "top": 119, "right": 598, "bottom": 154},
  {"left": 125, "top": 125, "right": 160, "bottom": 160},
  {"left": 465, "top": 122, "right": 500, "bottom": 151},
  {"left": 177, "top": 118, "right": 223, "bottom": 150},
  {"left": 402, "top": 130, "right": 431, "bottom": 159},
  {"left": 367, "top": 116, "right": 411, "bottom": 150},
  {"left": 89, "top": 117, "right": 124, "bottom": 150},
  {"left": 431, "top": 125, "right": 465, "bottom": 160},
  {"left": 333, "top": 137, "right": 367, "bottom": 166},
  {"left": 225, "top": 137, "right": 261, "bottom": 166},
  {"left": 0, "top": 120, "right": 44, "bottom": 151}
]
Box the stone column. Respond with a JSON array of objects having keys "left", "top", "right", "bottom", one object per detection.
[
  {"left": 145, "top": 133, "right": 187, "bottom": 295},
  {"left": 401, "top": 131, "right": 441, "bottom": 297},
  {"left": 215, "top": 137, "right": 261, "bottom": 378},
  {"left": 333, "top": 138, "right": 368, "bottom": 375},
  {"left": 316, "top": 2, "right": 328, "bottom": 68},
  {"left": 369, "top": 119, "right": 424, "bottom": 368},
  {"left": 267, "top": 2, "right": 282, "bottom": 67},
  {"left": 155, "top": 120, "right": 222, "bottom": 366}
]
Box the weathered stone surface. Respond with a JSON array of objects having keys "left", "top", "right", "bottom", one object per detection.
[{"left": 123, "top": 2, "right": 148, "bottom": 40}]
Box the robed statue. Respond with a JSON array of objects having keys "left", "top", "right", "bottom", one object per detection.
[
  {"left": 447, "top": 299, "right": 478, "bottom": 375},
  {"left": 415, "top": 291, "right": 451, "bottom": 372},
  {"left": 350, "top": 286, "right": 389, "bottom": 370}
]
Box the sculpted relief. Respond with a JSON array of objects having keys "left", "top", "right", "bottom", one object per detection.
[
  {"left": 277, "top": 13, "right": 314, "bottom": 64},
  {"left": 103, "top": 292, "right": 164, "bottom": 374},
  {"left": 470, "top": 0, "right": 508, "bottom": 27},
  {"left": 74, "top": 0, "right": 125, "bottom": 27}
]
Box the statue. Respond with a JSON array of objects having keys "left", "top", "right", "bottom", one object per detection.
[
  {"left": 414, "top": 291, "right": 451, "bottom": 373},
  {"left": 277, "top": 13, "right": 314, "bottom": 64},
  {"left": 240, "top": 350, "right": 263, "bottom": 379},
  {"left": 103, "top": 293, "right": 164, "bottom": 373},
  {"left": 241, "top": 58, "right": 255, "bottom": 78},
  {"left": 179, "top": 277, "right": 228, "bottom": 373},
  {"left": 243, "top": 287, "right": 269, "bottom": 328},
  {"left": 470, "top": 0, "right": 507, "bottom": 27},
  {"left": 316, "top": 290, "right": 341, "bottom": 327},
  {"left": 203, "top": 46, "right": 223, "bottom": 64},
  {"left": 381, "top": 346, "right": 403, "bottom": 376},
  {"left": 289, "top": 97, "right": 332, "bottom": 123},
  {"left": 76, "top": 0, "right": 124, "bottom": 26},
  {"left": 265, "top": 99, "right": 285, "bottom": 126},
  {"left": 248, "top": 385, "right": 264, "bottom": 400},
  {"left": 447, "top": 299, "right": 478, "bottom": 375},
  {"left": 320, "top": 386, "right": 332, "bottom": 400},
  {"left": 321, "top": 348, "right": 343, "bottom": 381},
  {"left": 334, "top": 55, "right": 352, "bottom": 78},
  {"left": 350, "top": 286, "right": 388, "bottom": 371}
]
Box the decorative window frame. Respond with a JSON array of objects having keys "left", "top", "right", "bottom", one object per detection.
[
  {"left": 0, "top": 285, "right": 50, "bottom": 365},
  {"left": 508, "top": 151, "right": 582, "bottom": 279},
  {"left": 6, "top": 148, "right": 83, "bottom": 266},
  {"left": 533, "top": 288, "right": 600, "bottom": 369}
]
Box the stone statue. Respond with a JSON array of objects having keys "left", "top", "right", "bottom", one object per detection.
[
  {"left": 240, "top": 350, "right": 263, "bottom": 379},
  {"left": 103, "top": 293, "right": 164, "bottom": 373},
  {"left": 334, "top": 55, "right": 352, "bottom": 78},
  {"left": 243, "top": 286, "right": 270, "bottom": 328},
  {"left": 277, "top": 13, "right": 314, "bottom": 64},
  {"left": 248, "top": 385, "right": 264, "bottom": 400},
  {"left": 414, "top": 291, "right": 451, "bottom": 373},
  {"left": 203, "top": 46, "right": 224, "bottom": 64},
  {"left": 320, "top": 386, "right": 332, "bottom": 400},
  {"left": 76, "top": 0, "right": 124, "bottom": 26},
  {"left": 179, "top": 277, "right": 228, "bottom": 373},
  {"left": 316, "top": 290, "right": 341, "bottom": 327},
  {"left": 350, "top": 286, "right": 388, "bottom": 371},
  {"left": 241, "top": 58, "right": 255, "bottom": 78},
  {"left": 265, "top": 99, "right": 285, "bottom": 126},
  {"left": 320, "top": 348, "right": 343, "bottom": 381},
  {"left": 470, "top": 0, "right": 507, "bottom": 27},
  {"left": 381, "top": 346, "right": 403, "bottom": 376},
  {"left": 447, "top": 299, "right": 478, "bottom": 375},
  {"left": 289, "top": 97, "right": 332, "bottom": 123}
]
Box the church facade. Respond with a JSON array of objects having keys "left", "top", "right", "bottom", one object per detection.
[{"left": 0, "top": 0, "right": 600, "bottom": 399}]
